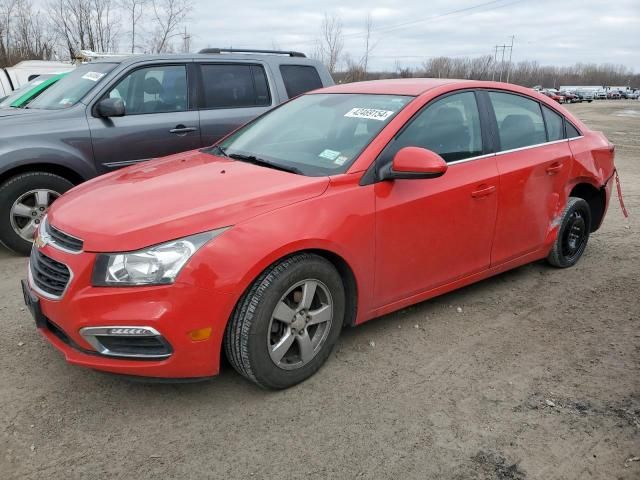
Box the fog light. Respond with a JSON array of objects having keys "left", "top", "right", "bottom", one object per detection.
[{"left": 188, "top": 327, "right": 212, "bottom": 341}]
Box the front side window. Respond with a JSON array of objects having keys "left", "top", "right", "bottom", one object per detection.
[
  {"left": 200, "top": 64, "right": 270, "bottom": 108},
  {"left": 489, "top": 92, "right": 546, "bottom": 151},
  {"left": 279, "top": 65, "right": 323, "bottom": 98},
  {"left": 28, "top": 63, "right": 117, "bottom": 110},
  {"left": 385, "top": 91, "right": 483, "bottom": 163},
  {"left": 106, "top": 65, "right": 188, "bottom": 115},
  {"left": 542, "top": 105, "right": 564, "bottom": 141},
  {"left": 216, "top": 93, "right": 413, "bottom": 176}
]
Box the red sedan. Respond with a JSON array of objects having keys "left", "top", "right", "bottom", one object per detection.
[{"left": 23, "top": 79, "right": 616, "bottom": 389}]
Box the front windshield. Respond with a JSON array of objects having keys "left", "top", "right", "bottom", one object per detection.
[
  {"left": 28, "top": 63, "right": 117, "bottom": 110},
  {"left": 217, "top": 93, "right": 413, "bottom": 176},
  {"left": 0, "top": 75, "right": 54, "bottom": 108}
]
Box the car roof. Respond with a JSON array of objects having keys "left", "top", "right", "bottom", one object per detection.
[
  {"left": 89, "top": 53, "right": 323, "bottom": 67},
  {"left": 318, "top": 78, "right": 469, "bottom": 96}
]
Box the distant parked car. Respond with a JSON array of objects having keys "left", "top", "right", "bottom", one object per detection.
[
  {"left": 542, "top": 90, "right": 565, "bottom": 103},
  {"left": 0, "top": 72, "right": 67, "bottom": 109},
  {"left": 0, "top": 49, "right": 334, "bottom": 254},
  {"left": 595, "top": 91, "right": 607, "bottom": 100},
  {"left": 575, "top": 90, "right": 594, "bottom": 102},
  {"left": 627, "top": 91, "right": 640, "bottom": 100},
  {"left": 607, "top": 91, "right": 621, "bottom": 99},
  {"left": 559, "top": 91, "right": 580, "bottom": 103}
]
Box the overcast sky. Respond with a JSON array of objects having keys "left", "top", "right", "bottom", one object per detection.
[{"left": 188, "top": 0, "right": 640, "bottom": 71}]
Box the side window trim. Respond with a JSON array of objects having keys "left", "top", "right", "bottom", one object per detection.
[
  {"left": 92, "top": 62, "right": 191, "bottom": 117},
  {"left": 195, "top": 62, "right": 272, "bottom": 111}
]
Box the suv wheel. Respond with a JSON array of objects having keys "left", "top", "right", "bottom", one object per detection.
[
  {"left": 0, "top": 172, "right": 74, "bottom": 255},
  {"left": 224, "top": 253, "right": 345, "bottom": 389}
]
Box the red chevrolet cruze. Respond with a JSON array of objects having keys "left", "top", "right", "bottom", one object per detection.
[{"left": 22, "top": 79, "right": 616, "bottom": 389}]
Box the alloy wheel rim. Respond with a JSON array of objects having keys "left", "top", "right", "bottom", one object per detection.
[
  {"left": 561, "top": 210, "right": 587, "bottom": 260},
  {"left": 267, "top": 279, "right": 333, "bottom": 370},
  {"left": 9, "top": 189, "right": 59, "bottom": 242}
]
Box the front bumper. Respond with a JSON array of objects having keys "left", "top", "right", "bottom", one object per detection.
[{"left": 25, "top": 243, "right": 237, "bottom": 379}]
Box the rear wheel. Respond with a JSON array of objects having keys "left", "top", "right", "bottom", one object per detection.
[
  {"left": 224, "top": 253, "right": 345, "bottom": 389},
  {"left": 0, "top": 172, "right": 74, "bottom": 255},
  {"left": 547, "top": 197, "right": 591, "bottom": 268}
]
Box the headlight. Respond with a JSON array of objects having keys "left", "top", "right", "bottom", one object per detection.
[{"left": 92, "top": 228, "right": 228, "bottom": 286}]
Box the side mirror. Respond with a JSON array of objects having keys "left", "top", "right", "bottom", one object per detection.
[
  {"left": 96, "top": 98, "right": 125, "bottom": 118},
  {"left": 380, "top": 146, "right": 448, "bottom": 181}
]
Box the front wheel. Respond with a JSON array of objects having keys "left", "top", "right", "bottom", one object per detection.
[
  {"left": 547, "top": 197, "right": 591, "bottom": 268},
  {"left": 224, "top": 253, "right": 345, "bottom": 389},
  {"left": 0, "top": 172, "right": 74, "bottom": 255}
]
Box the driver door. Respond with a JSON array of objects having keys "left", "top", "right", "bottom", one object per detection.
[
  {"left": 87, "top": 63, "right": 201, "bottom": 174},
  {"left": 373, "top": 91, "right": 499, "bottom": 307}
]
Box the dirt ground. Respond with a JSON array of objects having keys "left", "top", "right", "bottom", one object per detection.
[{"left": 1, "top": 100, "right": 638, "bottom": 480}]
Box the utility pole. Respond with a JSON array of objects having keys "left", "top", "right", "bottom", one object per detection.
[
  {"left": 506, "top": 35, "right": 515, "bottom": 83},
  {"left": 492, "top": 36, "right": 514, "bottom": 83},
  {"left": 181, "top": 27, "right": 191, "bottom": 53}
]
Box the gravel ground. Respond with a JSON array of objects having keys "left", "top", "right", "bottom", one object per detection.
[{"left": 1, "top": 100, "right": 638, "bottom": 480}]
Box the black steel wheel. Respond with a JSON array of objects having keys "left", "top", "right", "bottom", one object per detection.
[{"left": 547, "top": 197, "right": 591, "bottom": 268}]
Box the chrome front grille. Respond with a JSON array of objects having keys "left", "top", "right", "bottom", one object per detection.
[
  {"left": 46, "top": 221, "right": 83, "bottom": 253},
  {"left": 29, "top": 248, "right": 71, "bottom": 299}
]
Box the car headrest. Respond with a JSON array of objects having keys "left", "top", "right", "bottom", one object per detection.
[
  {"left": 501, "top": 114, "right": 534, "bottom": 134},
  {"left": 435, "top": 107, "right": 465, "bottom": 126},
  {"left": 143, "top": 77, "right": 163, "bottom": 95}
]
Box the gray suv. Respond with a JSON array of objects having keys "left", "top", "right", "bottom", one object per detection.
[{"left": 0, "top": 49, "right": 333, "bottom": 254}]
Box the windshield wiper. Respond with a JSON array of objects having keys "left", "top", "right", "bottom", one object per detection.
[
  {"left": 208, "top": 144, "right": 228, "bottom": 157},
  {"left": 228, "top": 153, "right": 302, "bottom": 175}
]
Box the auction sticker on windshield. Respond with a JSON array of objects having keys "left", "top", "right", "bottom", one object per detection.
[
  {"left": 81, "top": 72, "right": 106, "bottom": 82},
  {"left": 344, "top": 108, "right": 395, "bottom": 121}
]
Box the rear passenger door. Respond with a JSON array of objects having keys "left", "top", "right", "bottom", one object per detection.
[
  {"left": 196, "top": 63, "right": 274, "bottom": 145},
  {"left": 486, "top": 91, "right": 573, "bottom": 265}
]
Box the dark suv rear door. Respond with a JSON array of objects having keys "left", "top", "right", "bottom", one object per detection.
[
  {"left": 196, "top": 62, "right": 275, "bottom": 145},
  {"left": 87, "top": 62, "right": 201, "bottom": 173}
]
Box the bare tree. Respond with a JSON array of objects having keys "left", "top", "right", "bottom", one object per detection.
[
  {"left": 49, "top": 0, "right": 119, "bottom": 57},
  {"left": 316, "top": 12, "right": 343, "bottom": 75},
  {"left": 119, "top": 0, "right": 145, "bottom": 53},
  {"left": 148, "top": 0, "right": 189, "bottom": 53}
]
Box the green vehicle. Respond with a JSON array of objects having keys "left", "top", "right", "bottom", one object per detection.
[{"left": 0, "top": 72, "right": 68, "bottom": 109}]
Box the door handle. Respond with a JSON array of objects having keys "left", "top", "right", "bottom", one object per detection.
[
  {"left": 546, "top": 162, "right": 563, "bottom": 175},
  {"left": 471, "top": 184, "right": 496, "bottom": 198},
  {"left": 169, "top": 125, "right": 198, "bottom": 135}
]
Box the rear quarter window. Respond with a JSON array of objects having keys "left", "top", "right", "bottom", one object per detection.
[
  {"left": 566, "top": 121, "right": 581, "bottom": 138},
  {"left": 279, "top": 65, "right": 323, "bottom": 98}
]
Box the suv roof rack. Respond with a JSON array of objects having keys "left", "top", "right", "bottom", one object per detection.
[{"left": 198, "top": 48, "right": 306, "bottom": 58}]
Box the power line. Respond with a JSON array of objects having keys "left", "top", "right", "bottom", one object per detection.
[{"left": 296, "top": 0, "right": 526, "bottom": 45}]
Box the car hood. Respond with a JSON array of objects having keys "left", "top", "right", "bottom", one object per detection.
[{"left": 48, "top": 150, "right": 330, "bottom": 252}]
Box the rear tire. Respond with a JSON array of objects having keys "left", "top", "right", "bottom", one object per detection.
[
  {"left": 0, "top": 172, "right": 74, "bottom": 255},
  {"left": 547, "top": 197, "right": 591, "bottom": 268},
  {"left": 224, "top": 253, "right": 345, "bottom": 389}
]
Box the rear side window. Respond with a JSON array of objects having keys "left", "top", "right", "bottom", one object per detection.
[
  {"left": 542, "top": 105, "right": 564, "bottom": 141},
  {"left": 566, "top": 121, "right": 581, "bottom": 138},
  {"left": 489, "top": 92, "right": 546, "bottom": 150},
  {"left": 388, "top": 91, "right": 483, "bottom": 163},
  {"left": 279, "top": 65, "right": 323, "bottom": 98},
  {"left": 200, "top": 64, "right": 271, "bottom": 109}
]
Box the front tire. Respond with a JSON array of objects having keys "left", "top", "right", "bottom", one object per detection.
[
  {"left": 224, "top": 253, "right": 345, "bottom": 389},
  {"left": 0, "top": 172, "right": 74, "bottom": 255},
  {"left": 547, "top": 197, "right": 591, "bottom": 268}
]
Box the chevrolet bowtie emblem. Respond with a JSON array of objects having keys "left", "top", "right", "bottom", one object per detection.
[{"left": 34, "top": 234, "right": 47, "bottom": 249}]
